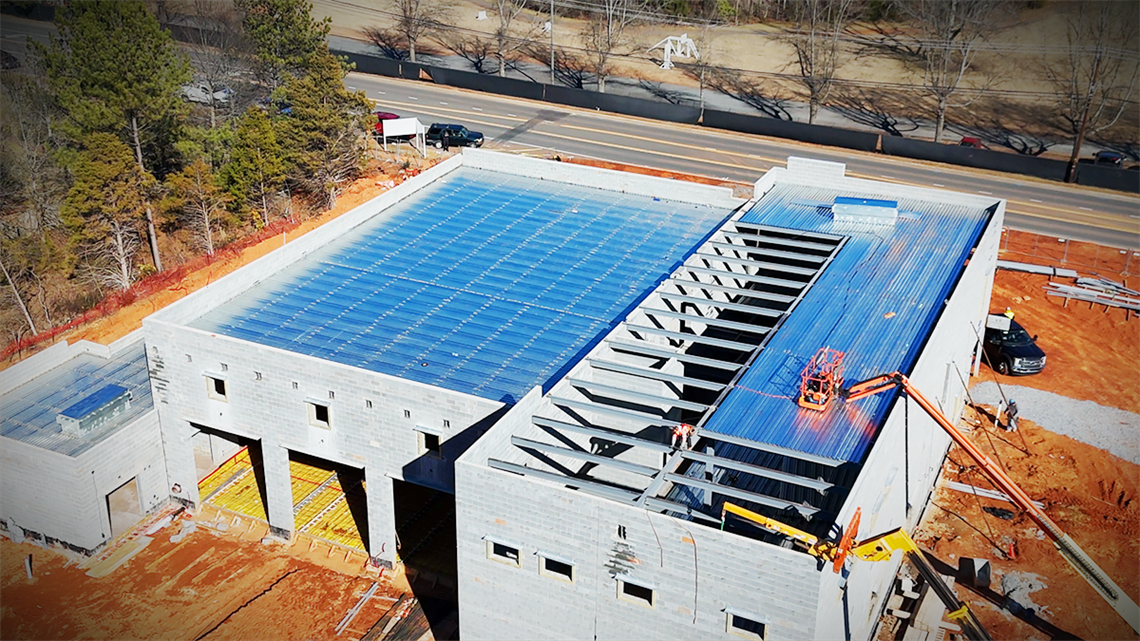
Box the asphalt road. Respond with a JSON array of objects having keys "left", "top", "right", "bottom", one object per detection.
[
  {"left": 4, "top": 14, "right": 1136, "bottom": 249},
  {"left": 350, "top": 72, "right": 1140, "bottom": 250}
]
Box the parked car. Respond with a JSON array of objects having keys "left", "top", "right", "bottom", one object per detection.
[
  {"left": 958, "top": 136, "right": 988, "bottom": 150},
  {"left": 256, "top": 96, "right": 292, "bottom": 116},
  {"left": 182, "top": 83, "right": 234, "bottom": 105},
  {"left": 426, "top": 123, "right": 483, "bottom": 148},
  {"left": 373, "top": 111, "right": 400, "bottom": 137},
  {"left": 1092, "top": 150, "right": 1125, "bottom": 167},
  {"left": 983, "top": 316, "right": 1046, "bottom": 375}
]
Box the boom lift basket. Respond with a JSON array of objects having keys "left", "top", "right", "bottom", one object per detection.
[{"left": 798, "top": 347, "right": 845, "bottom": 411}]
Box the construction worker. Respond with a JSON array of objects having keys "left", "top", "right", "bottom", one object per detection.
[
  {"left": 671, "top": 422, "right": 694, "bottom": 450},
  {"left": 1003, "top": 307, "right": 1015, "bottom": 320},
  {"left": 1003, "top": 399, "right": 1019, "bottom": 432},
  {"left": 441, "top": 128, "right": 451, "bottom": 152}
]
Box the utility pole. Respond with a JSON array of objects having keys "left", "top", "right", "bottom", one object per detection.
[{"left": 550, "top": 0, "right": 555, "bottom": 84}]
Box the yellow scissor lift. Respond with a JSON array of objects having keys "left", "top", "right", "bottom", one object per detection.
[{"left": 197, "top": 447, "right": 367, "bottom": 552}]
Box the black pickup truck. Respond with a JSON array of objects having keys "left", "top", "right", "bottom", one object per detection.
[
  {"left": 426, "top": 123, "right": 484, "bottom": 148},
  {"left": 983, "top": 317, "right": 1046, "bottom": 375}
]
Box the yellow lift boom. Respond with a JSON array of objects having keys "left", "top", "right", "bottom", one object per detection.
[{"left": 721, "top": 502, "right": 993, "bottom": 641}]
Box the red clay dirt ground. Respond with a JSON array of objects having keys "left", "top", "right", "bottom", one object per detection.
[
  {"left": 913, "top": 255, "right": 1139, "bottom": 641},
  {"left": 1, "top": 510, "right": 403, "bottom": 641}
]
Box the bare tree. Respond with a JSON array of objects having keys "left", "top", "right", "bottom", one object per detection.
[
  {"left": 389, "top": 0, "right": 453, "bottom": 63},
  {"left": 492, "top": 0, "right": 541, "bottom": 77},
  {"left": 184, "top": 0, "right": 253, "bottom": 130},
  {"left": 830, "top": 87, "right": 920, "bottom": 136},
  {"left": 86, "top": 219, "right": 142, "bottom": 291},
  {"left": 363, "top": 26, "right": 411, "bottom": 61},
  {"left": 581, "top": 0, "right": 642, "bottom": 93},
  {"left": 889, "top": 0, "right": 1016, "bottom": 140},
  {"left": 1045, "top": 2, "right": 1139, "bottom": 182},
  {"left": 706, "top": 68, "right": 794, "bottom": 120},
  {"left": 0, "top": 254, "right": 37, "bottom": 335},
  {"left": 437, "top": 31, "right": 495, "bottom": 73},
  {"left": 166, "top": 159, "right": 231, "bottom": 255},
  {"left": 781, "top": 0, "right": 853, "bottom": 124},
  {"left": 525, "top": 42, "right": 591, "bottom": 88}
]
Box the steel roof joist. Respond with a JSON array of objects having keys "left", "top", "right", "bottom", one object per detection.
[
  {"left": 667, "top": 277, "right": 793, "bottom": 305},
  {"left": 663, "top": 473, "right": 820, "bottom": 517},
  {"left": 679, "top": 449, "right": 833, "bottom": 493},
  {"left": 717, "top": 230, "right": 838, "bottom": 254},
  {"left": 657, "top": 292, "right": 785, "bottom": 319},
  {"left": 731, "top": 221, "right": 843, "bottom": 244},
  {"left": 511, "top": 436, "right": 660, "bottom": 477},
  {"left": 550, "top": 395, "right": 670, "bottom": 423},
  {"left": 643, "top": 497, "right": 723, "bottom": 525},
  {"left": 532, "top": 415, "right": 674, "bottom": 453},
  {"left": 564, "top": 377, "right": 710, "bottom": 412},
  {"left": 585, "top": 358, "right": 727, "bottom": 391},
  {"left": 698, "top": 429, "right": 844, "bottom": 467},
  {"left": 605, "top": 339, "right": 744, "bottom": 371},
  {"left": 704, "top": 241, "right": 828, "bottom": 264},
  {"left": 488, "top": 459, "right": 642, "bottom": 502},
  {"left": 642, "top": 308, "right": 772, "bottom": 338},
  {"left": 676, "top": 265, "right": 805, "bottom": 293},
  {"left": 693, "top": 252, "right": 818, "bottom": 277},
  {"left": 622, "top": 324, "right": 759, "bottom": 353}
]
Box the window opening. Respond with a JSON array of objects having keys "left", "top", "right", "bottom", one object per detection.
[
  {"left": 487, "top": 540, "right": 520, "bottom": 567},
  {"left": 618, "top": 578, "right": 655, "bottom": 608},
  {"left": 207, "top": 376, "right": 227, "bottom": 401},
  {"left": 420, "top": 431, "right": 441, "bottom": 457},
  {"left": 727, "top": 612, "right": 766, "bottom": 640},
  {"left": 308, "top": 402, "right": 331, "bottom": 429},
  {"left": 540, "top": 555, "right": 575, "bottom": 582}
]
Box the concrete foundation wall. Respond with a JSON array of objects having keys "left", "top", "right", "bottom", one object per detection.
[
  {"left": 0, "top": 411, "right": 167, "bottom": 553},
  {"left": 456, "top": 457, "right": 821, "bottom": 641},
  {"left": 143, "top": 320, "right": 504, "bottom": 564}
]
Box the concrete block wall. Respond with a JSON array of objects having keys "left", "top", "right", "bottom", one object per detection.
[
  {"left": 461, "top": 149, "right": 744, "bottom": 209},
  {"left": 143, "top": 321, "right": 504, "bottom": 564},
  {"left": 456, "top": 457, "right": 821, "bottom": 641},
  {"left": 812, "top": 201, "right": 1004, "bottom": 641},
  {"left": 0, "top": 411, "right": 167, "bottom": 553}
]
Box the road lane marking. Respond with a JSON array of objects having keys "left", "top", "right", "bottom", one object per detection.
[
  {"left": 1079, "top": 206, "right": 1092, "bottom": 211},
  {"left": 440, "top": 101, "right": 448, "bottom": 105},
  {"left": 472, "top": 106, "right": 483, "bottom": 111},
  {"left": 933, "top": 183, "right": 944, "bottom": 187},
  {"left": 1030, "top": 198, "right": 1042, "bottom": 203},
  {"left": 507, "top": 113, "right": 517, "bottom": 117},
  {"left": 880, "top": 174, "right": 896, "bottom": 179},
  {"left": 408, "top": 96, "right": 418, "bottom": 100},
  {"left": 978, "top": 190, "right": 992, "bottom": 195}
]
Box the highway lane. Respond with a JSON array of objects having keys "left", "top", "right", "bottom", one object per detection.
[{"left": 350, "top": 72, "right": 1140, "bottom": 249}]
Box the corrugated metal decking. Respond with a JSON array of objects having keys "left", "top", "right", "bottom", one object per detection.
[
  {"left": 191, "top": 167, "right": 733, "bottom": 404},
  {"left": 701, "top": 183, "right": 991, "bottom": 464}
]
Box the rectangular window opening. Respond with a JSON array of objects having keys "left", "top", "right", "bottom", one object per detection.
[
  {"left": 366, "top": 399, "right": 373, "bottom": 409},
  {"left": 420, "top": 431, "right": 441, "bottom": 457},
  {"left": 292, "top": 381, "right": 299, "bottom": 390},
  {"left": 727, "top": 612, "right": 766, "bottom": 640},
  {"left": 403, "top": 409, "right": 411, "bottom": 419},
  {"left": 486, "top": 540, "right": 520, "bottom": 567},
  {"left": 220, "top": 363, "right": 228, "bottom": 371},
  {"left": 254, "top": 371, "right": 262, "bottom": 381},
  {"left": 618, "top": 578, "right": 655, "bottom": 608},
  {"left": 206, "top": 376, "right": 227, "bottom": 401},
  {"left": 540, "top": 556, "right": 575, "bottom": 583},
  {"left": 308, "top": 402, "right": 331, "bottom": 429},
  {"left": 328, "top": 390, "right": 335, "bottom": 400}
]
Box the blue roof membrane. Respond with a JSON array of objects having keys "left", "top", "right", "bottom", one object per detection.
[
  {"left": 192, "top": 167, "right": 733, "bottom": 403},
  {"left": 60, "top": 384, "right": 129, "bottom": 419},
  {"left": 1, "top": 344, "right": 153, "bottom": 457},
  {"left": 702, "top": 183, "right": 992, "bottom": 464}
]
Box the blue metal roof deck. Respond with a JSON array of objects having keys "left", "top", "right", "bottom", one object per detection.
[
  {"left": 191, "top": 167, "right": 733, "bottom": 403},
  {"left": 1, "top": 344, "right": 153, "bottom": 457},
  {"left": 701, "top": 183, "right": 993, "bottom": 464}
]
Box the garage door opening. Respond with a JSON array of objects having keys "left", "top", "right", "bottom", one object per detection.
[
  {"left": 107, "top": 477, "right": 142, "bottom": 538},
  {"left": 195, "top": 424, "right": 269, "bottom": 522},
  {"left": 288, "top": 450, "right": 368, "bottom": 553}
]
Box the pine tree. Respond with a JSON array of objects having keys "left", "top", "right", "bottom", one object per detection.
[
  {"left": 61, "top": 133, "right": 152, "bottom": 291},
  {"left": 221, "top": 107, "right": 285, "bottom": 226},
  {"left": 236, "top": 0, "right": 331, "bottom": 88},
  {"left": 37, "top": 0, "right": 191, "bottom": 272},
  {"left": 165, "top": 159, "right": 232, "bottom": 255},
  {"left": 276, "top": 51, "right": 372, "bottom": 209}
]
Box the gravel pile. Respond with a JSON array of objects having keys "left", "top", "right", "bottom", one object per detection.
[{"left": 969, "top": 382, "right": 1140, "bottom": 465}]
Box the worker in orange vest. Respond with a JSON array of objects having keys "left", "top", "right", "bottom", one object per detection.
[{"left": 671, "top": 422, "right": 694, "bottom": 450}]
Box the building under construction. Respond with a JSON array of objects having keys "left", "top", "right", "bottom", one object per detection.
[
  {"left": 454, "top": 155, "right": 1003, "bottom": 640},
  {"left": 1, "top": 150, "right": 1008, "bottom": 639}
]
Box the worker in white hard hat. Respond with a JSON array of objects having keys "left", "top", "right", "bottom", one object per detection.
[{"left": 1003, "top": 307, "right": 1015, "bottom": 320}]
